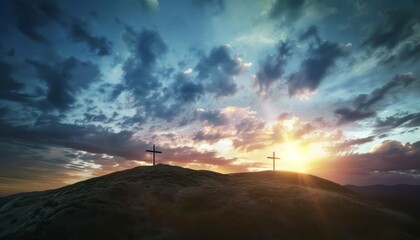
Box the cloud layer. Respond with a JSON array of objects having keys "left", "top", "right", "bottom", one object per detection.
[{"left": 0, "top": 0, "right": 419, "bottom": 195}]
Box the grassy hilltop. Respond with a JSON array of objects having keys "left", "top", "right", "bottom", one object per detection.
[{"left": 1, "top": 164, "right": 419, "bottom": 240}]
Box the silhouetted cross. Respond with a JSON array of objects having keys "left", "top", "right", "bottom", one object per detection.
[
  {"left": 267, "top": 152, "right": 280, "bottom": 171},
  {"left": 146, "top": 144, "right": 162, "bottom": 166}
]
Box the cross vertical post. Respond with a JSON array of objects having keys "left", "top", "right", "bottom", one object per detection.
[
  {"left": 146, "top": 144, "right": 162, "bottom": 166},
  {"left": 267, "top": 152, "right": 280, "bottom": 171}
]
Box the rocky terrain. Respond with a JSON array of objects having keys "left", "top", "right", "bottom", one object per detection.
[{"left": 1, "top": 164, "right": 419, "bottom": 239}]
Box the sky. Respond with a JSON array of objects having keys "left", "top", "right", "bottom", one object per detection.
[{"left": 0, "top": 0, "right": 419, "bottom": 196}]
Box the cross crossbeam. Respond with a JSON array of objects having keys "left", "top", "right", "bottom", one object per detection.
[
  {"left": 267, "top": 152, "right": 280, "bottom": 171},
  {"left": 146, "top": 144, "right": 162, "bottom": 166}
]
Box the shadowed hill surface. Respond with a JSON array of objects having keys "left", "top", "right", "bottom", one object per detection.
[
  {"left": 1, "top": 164, "right": 419, "bottom": 240},
  {"left": 347, "top": 185, "right": 420, "bottom": 221}
]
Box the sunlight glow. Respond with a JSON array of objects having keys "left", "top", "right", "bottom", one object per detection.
[{"left": 276, "top": 141, "right": 328, "bottom": 173}]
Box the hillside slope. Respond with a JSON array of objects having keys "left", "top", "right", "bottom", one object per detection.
[
  {"left": 347, "top": 185, "right": 420, "bottom": 221},
  {"left": 1, "top": 165, "right": 419, "bottom": 240}
]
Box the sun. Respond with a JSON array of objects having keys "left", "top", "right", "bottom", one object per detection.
[{"left": 276, "top": 141, "right": 327, "bottom": 173}]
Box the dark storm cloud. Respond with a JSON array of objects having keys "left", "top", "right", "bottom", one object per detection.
[
  {"left": 398, "top": 42, "right": 420, "bottom": 63},
  {"left": 193, "top": 130, "right": 228, "bottom": 143},
  {"left": 27, "top": 57, "right": 100, "bottom": 111},
  {"left": 120, "top": 27, "right": 167, "bottom": 99},
  {"left": 299, "top": 25, "right": 320, "bottom": 42},
  {"left": 10, "top": 0, "right": 112, "bottom": 56},
  {"left": 122, "top": 58, "right": 162, "bottom": 97},
  {"left": 269, "top": 0, "right": 306, "bottom": 20},
  {"left": 124, "top": 26, "right": 168, "bottom": 68},
  {"left": 339, "top": 140, "right": 420, "bottom": 179},
  {"left": 329, "top": 136, "right": 375, "bottom": 154},
  {"left": 316, "top": 140, "right": 420, "bottom": 185},
  {"left": 0, "top": 107, "right": 10, "bottom": 117},
  {"left": 6, "top": 48, "right": 15, "bottom": 57},
  {"left": 69, "top": 20, "right": 112, "bottom": 56},
  {"left": 195, "top": 109, "right": 228, "bottom": 126},
  {"left": 0, "top": 119, "right": 146, "bottom": 160},
  {"left": 196, "top": 45, "right": 241, "bottom": 79},
  {"left": 374, "top": 112, "right": 420, "bottom": 134},
  {"left": 363, "top": 9, "right": 420, "bottom": 63},
  {"left": 254, "top": 41, "right": 291, "bottom": 95},
  {"left": 0, "top": 141, "right": 94, "bottom": 196},
  {"left": 334, "top": 73, "right": 417, "bottom": 124},
  {"left": 363, "top": 10, "right": 418, "bottom": 50},
  {"left": 0, "top": 60, "right": 32, "bottom": 102},
  {"left": 120, "top": 27, "right": 188, "bottom": 122},
  {"left": 12, "top": 0, "right": 62, "bottom": 43},
  {"left": 0, "top": 118, "right": 236, "bottom": 174},
  {"left": 107, "top": 83, "right": 125, "bottom": 101},
  {"left": 172, "top": 72, "right": 204, "bottom": 103},
  {"left": 334, "top": 108, "right": 375, "bottom": 124},
  {"left": 120, "top": 111, "right": 146, "bottom": 129},
  {"left": 195, "top": 45, "right": 244, "bottom": 97},
  {"left": 83, "top": 113, "right": 108, "bottom": 123},
  {"left": 288, "top": 26, "right": 348, "bottom": 96}
]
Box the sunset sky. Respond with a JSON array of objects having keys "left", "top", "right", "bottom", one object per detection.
[{"left": 0, "top": 0, "right": 419, "bottom": 196}]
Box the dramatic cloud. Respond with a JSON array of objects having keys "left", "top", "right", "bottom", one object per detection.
[
  {"left": 362, "top": 9, "right": 420, "bottom": 64},
  {"left": 253, "top": 41, "right": 291, "bottom": 96},
  {"left": 172, "top": 71, "right": 204, "bottom": 103},
  {"left": 334, "top": 108, "right": 376, "bottom": 125},
  {"left": 1, "top": 0, "right": 420, "bottom": 195},
  {"left": 374, "top": 112, "right": 420, "bottom": 134},
  {"left": 193, "top": 107, "right": 266, "bottom": 150},
  {"left": 268, "top": 0, "right": 306, "bottom": 20},
  {"left": 122, "top": 27, "right": 167, "bottom": 98},
  {"left": 363, "top": 10, "right": 418, "bottom": 50},
  {"left": 335, "top": 73, "right": 418, "bottom": 124},
  {"left": 0, "top": 60, "right": 29, "bottom": 102},
  {"left": 193, "top": 130, "right": 228, "bottom": 143},
  {"left": 195, "top": 109, "right": 228, "bottom": 126},
  {"left": 317, "top": 140, "right": 420, "bottom": 185},
  {"left": 288, "top": 25, "right": 348, "bottom": 97},
  {"left": 0, "top": 120, "right": 142, "bottom": 159},
  {"left": 196, "top": 45, "right": 248, "bottom": 97},
  {"left": 69, "top": 20, "right": 112, "bottom": 56},
  {"left": 329, "top": 136, "right": 375, "bottom": 154},
  {"left": 119, "top": 27, "right": 183, "bottom": 122},
  {"left": 0, "top": 115, "right": 240, "bottom": 175},
  {"left": 83, "top": 113, "right": 108, "bottom": 123},
  {"left": 10, "top": 0, "right": 112, "bottom": 56},
  {"left": 12, "top": 0, "right": 62, "bottom": 43},
  {"left": 299, "top": 25, "right": 320, "bottom": 42},
  {"left": 398, "top": 42, "right": 420, "bottom": 63},
  {"left": 192, "top": 106, "right": 340, "bottom": 153},
  {"left": 124, "top": 26, "right": 168, "bottom": 68},
  {"left": 27, "top": 57, "right": 100, "bottom": 111}
]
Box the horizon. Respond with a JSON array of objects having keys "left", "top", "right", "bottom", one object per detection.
[
  {"left": 1, "top": 0, "right": 420, "bottom": 196},
  {"left": 1, "top": 163, "right": 420, "bottom": 198}
]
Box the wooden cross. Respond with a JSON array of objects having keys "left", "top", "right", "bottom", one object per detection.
[
  {"left": 267, "top": 152, "right": 280, "bottom": 171},
  {"left": 146, "top": 144, "right": 162, "bottom": 166}
]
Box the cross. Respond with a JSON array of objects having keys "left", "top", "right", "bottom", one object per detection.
[
  {"left": 267, "top": 152, "right": 280, "bottom": 171},
  {"left": 146, "top": 144, "right": 162, "bottom": 166}
]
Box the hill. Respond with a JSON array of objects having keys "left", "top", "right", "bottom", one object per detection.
[
  {"left": 347, "top": 185, "right": 420, "bottom": 221},
  {"left": 0, "top": 164, "right": 419, "bottom": 240}
]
